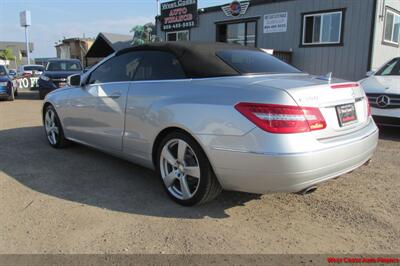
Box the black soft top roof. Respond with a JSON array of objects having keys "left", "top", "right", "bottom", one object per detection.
[{"left": 117, "top": 42, "right": 259, "bottom": 78}]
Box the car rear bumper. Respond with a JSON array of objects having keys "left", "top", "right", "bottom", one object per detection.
[{"left": 198, "top": 119, "right": 379, "bottom": 194}]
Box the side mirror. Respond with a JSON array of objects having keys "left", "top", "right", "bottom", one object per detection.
[
  {"left": 68, "top": 74, "right": 81, "bottom": 87},
  {"left": 366, "top": 71, "right": 375, "bottom": 77}
]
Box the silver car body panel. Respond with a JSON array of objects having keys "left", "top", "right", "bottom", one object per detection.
[
  {"left": 45, "top": 73, "right": 378, "bottom": 193},
  {"left": 197, "top": 119, "right": 377, "bottom": 193}
]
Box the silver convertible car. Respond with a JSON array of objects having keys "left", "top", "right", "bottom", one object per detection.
[{"left": 43, "top": 42, "right": 378, "bottom": 206}]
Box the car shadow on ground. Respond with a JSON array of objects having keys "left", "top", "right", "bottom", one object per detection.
[
  {"left": 0, "top": 126, "right": 260, "bottom": 219},
  {"left": 378, "top": 125, "right": 400, "bottom": 141}
]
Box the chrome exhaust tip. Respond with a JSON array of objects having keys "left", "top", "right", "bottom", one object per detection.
[
  {"left": 296, "top": 186, "right": 318, "bottom": 195},
  {"left": 364, "top": 159, "right": 372, "bottom": 166}
]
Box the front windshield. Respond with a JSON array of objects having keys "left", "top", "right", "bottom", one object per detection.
[
  {"left": 375, "top": 58, "right": 400, "bottom": 76},
  {"left": 0, "top": 65, "right": 7, "bottom": 75},
  {"left": 216, "top": 49, "right": 301, "bottom": 75},
  {"left": 24, "top": 66, "right": 45, "bottom": 71},
  {"left": 46, "top": 61, "right": 82, "bottom": 71}
]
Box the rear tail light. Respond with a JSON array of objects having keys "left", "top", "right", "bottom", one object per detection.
[
  {"left": 330, "top": 83, "right": 359, "bottom": 89},
  {"left": 235, "top": 103, "right": 326, "bottom": 134},
  {"left": 366, "top": 98, "right": 372, "bottom": 117}
]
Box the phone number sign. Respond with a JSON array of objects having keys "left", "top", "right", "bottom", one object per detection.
[
  {"left": 160, "top": 0, "right": 198, "bottom": 31},
  {"left": 264, "top": 12, "right": 288, "bottom": 34}
]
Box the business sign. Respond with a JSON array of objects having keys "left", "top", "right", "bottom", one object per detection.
[
  {"left": 264, "top": 12, "right": 288, "bottom": 33},
  {"left": 19, "top": 10, "right": 31, "bottom": 27},
  {"left": 221, "top": 1, "right": 250, "bottom": 17},
  {"left": 160, "top": 0, "right": 198, "bottom": 31},
  {"left": 15, "top": 77, "right": 39, "bottom": 89}
]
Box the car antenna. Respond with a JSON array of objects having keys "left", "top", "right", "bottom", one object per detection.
[{"left": 315, "top": 72, "right": 332, "bottom": 83}]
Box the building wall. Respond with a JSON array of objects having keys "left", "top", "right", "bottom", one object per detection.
[
  {"left": 157, "top": 0, "right": 376, "bottom": 81},
  {"left": 0, "top": 41, "right": 34, "bottom": 68},
  {"left": 55, "top": 39, "right": 94, "bottom": 66},
  {"left": 371, "top": 0, "right": 400, "bottom": 71},
  {"left": 57, "top": 44, "right": 71, "bottom": 59}
]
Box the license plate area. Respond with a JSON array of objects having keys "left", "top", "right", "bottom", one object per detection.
[{"left": 336, "top": 103, "right": 357, "bottom": 127}]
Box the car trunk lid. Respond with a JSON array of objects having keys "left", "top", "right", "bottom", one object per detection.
[{"left": 252, "top": 74, "right": 370, "bottom": 139}]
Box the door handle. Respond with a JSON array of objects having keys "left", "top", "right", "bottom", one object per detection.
[{"left": 109, "top": 92, "right": 122, "bottom": 99}]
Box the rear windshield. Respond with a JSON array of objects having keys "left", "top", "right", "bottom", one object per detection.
[
  {"left": 24, "top": 65, "right": 45, "bottom": 71},
  {"left": 375, "top": 58, "right": 400, "bottom": 76},
  {"left": 216, "top": 50, "right": 301, "bottom": 75},
  {"left": 46, "top": 61, "right": 82, "bottom": 71}
]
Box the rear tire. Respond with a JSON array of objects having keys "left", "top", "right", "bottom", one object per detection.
[
  {"left": 156, "top": 131, "right": 222, "bottom": 206},
  {"left": 43, "top": 105, "right": 70, "bottom": 148}
]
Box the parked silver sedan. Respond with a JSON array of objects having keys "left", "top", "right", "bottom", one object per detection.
[{"left": 42, "top": 42, "right": 378, "bottom": 206}]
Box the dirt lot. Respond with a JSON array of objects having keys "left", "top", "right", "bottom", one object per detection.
[{"left": 0, "top": 91, "right": 399, "bottom": 254}]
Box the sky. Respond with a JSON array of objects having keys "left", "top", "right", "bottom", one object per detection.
[{"left": 0, "top": 0, "right": 228, "bottom": 58}]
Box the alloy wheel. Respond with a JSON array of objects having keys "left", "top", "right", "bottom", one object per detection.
[
  {"left": 44, "top": 109, "right": 59, "bottom": 145},
  {"left": 159, "top": 139, "right": 201, "bottom": 200}
]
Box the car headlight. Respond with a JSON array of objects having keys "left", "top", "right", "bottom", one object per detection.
[
  {"left": 40, "top": 75, "right": 50, "bottom": 81},
  {"left": 0, "top": 82, "right": 7, "bottom": 86}
]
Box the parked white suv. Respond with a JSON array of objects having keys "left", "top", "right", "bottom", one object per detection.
[
  {"left": 361, "top": 57, "right": 400, "bottom": 126},
  {"left": 17, "top": 64, "right": 45, "bottom": 77}
]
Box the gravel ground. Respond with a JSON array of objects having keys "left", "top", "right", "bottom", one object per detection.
[{"left": 0, "top": 91, "right": 399, "bottom": 254}]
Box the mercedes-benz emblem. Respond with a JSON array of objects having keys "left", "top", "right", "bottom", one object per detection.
[{"left": 376, "top": 95, "right": 390, "bottom": 108}]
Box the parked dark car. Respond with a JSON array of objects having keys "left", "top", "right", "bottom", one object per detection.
[
  {"left": 0, "top": 65, "right": 17, "bottom": 101},
  {"left": 38, "top": 59, "right": 82, "bottom": 99}
]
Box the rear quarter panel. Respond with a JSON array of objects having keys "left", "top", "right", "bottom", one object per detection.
[{"left": 122, "top": 76, "right": 298, "bottom": 165}]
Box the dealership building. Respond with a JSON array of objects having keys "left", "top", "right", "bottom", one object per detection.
[{"left": 156, "top": 0, "right": 400, "bottom": 81}]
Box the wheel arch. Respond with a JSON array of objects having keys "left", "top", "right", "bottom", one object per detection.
[
  {"left": 151, "top": 126, "right": 221, "bottom": 184},
  {"left": 42, "top": 101, "right": 63, "bottom": 128},
  {"left": 152, "top": 126, "right": 188, "bottom": 167}
]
